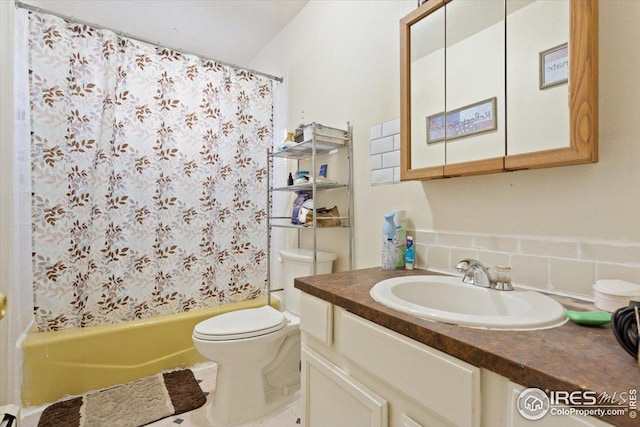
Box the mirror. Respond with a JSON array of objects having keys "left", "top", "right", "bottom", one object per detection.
[
  {"left": 445, "top": 0, "right": 505, "bottom": 167},
  {"left": 400, "top": 0, "right": 598, "bottom": 180},
  {"left": 410, "top": 5, "right": 445, "bottom": 171},
  {"left": 507, "top": 0, "right": 570, "bottom": 156}
]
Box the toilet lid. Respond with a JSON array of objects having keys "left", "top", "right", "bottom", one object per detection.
[{"left": 193, "top": 306, "right": 287, "bottom": 341}]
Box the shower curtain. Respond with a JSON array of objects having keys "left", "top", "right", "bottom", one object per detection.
[{"left": 28, "top": 12, "right": 273, "bottom": 332}]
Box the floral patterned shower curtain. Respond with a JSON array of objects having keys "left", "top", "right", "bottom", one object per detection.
[{"left": 29, "top": 12, "right": 273, "bottom": 332}]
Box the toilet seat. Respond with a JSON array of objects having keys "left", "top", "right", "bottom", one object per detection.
[{"left": 193, "top": 305, "right": 287, "bottom": 341}]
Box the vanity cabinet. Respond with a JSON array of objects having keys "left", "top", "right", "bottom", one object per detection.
[
  {"left": 300, "top": 292, "right": 480, "bottom": 427},
  {"left": 299, "top": 292, "right": 613, "bottom": 427}
]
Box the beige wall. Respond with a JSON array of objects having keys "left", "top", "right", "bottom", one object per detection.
[
  {"left": 251, "top": 0, "right": 418, "bottom": 272},
  {"left": 251, "top": 0, "right": 640, "bottom": 277}
]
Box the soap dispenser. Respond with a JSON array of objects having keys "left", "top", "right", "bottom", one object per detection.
[{"left": 382, "top": 211, "right": 396, "bottom": 270}]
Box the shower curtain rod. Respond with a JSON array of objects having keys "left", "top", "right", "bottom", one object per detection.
[{"left": 14, "top": 0, "right": 284, "bottom": 83}]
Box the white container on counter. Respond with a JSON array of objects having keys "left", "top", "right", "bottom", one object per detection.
[{"left": 593, "top": 279, "right": 640, "bottom": 312}]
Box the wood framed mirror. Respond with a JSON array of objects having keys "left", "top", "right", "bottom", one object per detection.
[{"left": 400, "top": 0, "right": 598, "bottom": 181}]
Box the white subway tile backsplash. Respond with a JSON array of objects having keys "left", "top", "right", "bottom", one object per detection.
[
  {"left": 478, "top": 251, "right": 510, "bottom": 269},
  {"left": 510, "top": 255, "right": 549, "bottom": 290},
  {"left": 425, "top": 245, "right": 449, "bottom": 271},
  {"left": 520, "top": 239, "right": 579, "bottom": 259},
  {"left": 550, "top": 258, "right": 595, "bottom": 297},
  {"left": 370, "top": 154, "right": 382, "bottom": 170},
  {"left": 370, "top": 124, "right": 382, "bottom": 141},
  {"left": 371, "top": 168, "right": 394, "bottom": 185},
  {"left": 474, "top": 236, "right": 518, "bottom": 252},
  {"left": 438, "top": 233, "right": 474, "bottom": 247},
  {"left": 370, "top": 136, "right": 394, "bottom": 155},
  {"left": 596, "top": 263, "right": 640, "bottom": 283},
  {"left": 581, "top": 242, "right": 640, "bottom": 265},
  {"left": 393, "top": 167, "right": 401, "bottom": 183},
  {"left": 413, "top": 231, "right": 437, "bottom": 244},
  {"left": 381, "top": 118, "right": 400, "bottom": 137},
  {"left": 414, "top": 243, "right": 428, "bottom": 269},
  {"left": 393, "top": 134, "right": 401, "bottom": 151},
  {"left": 407, "top": 228, "right": 640, "bottom": 299},
  {"left": 370, "top": 119, "right": 400, "bottom": 186},
  {"left": 382, "top": 150, "right": 400, "bottom": 168},
  {"left": 450, "top": 248, "right": 479, "bottom": 269}
]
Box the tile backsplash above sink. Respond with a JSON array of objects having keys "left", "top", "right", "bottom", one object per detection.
[
  {"left": 369, "top": 117, "right": 640, "bottom": 299},
  {"left": 409, "top": 230, "right": 640, "bottom": 299}
]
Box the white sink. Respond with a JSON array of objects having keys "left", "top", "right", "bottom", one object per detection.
[{"left": 370, "top": 275, "right": 567, "bottom": 330}]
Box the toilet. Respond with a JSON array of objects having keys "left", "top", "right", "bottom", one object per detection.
[{"left": 192, "top": 248, "right": 337, "bottom": 426}]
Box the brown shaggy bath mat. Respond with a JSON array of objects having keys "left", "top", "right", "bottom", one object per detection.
[{"left": 37, "top": 369, "right": 206, "bottom": 427}]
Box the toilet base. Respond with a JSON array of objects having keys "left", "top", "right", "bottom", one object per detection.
[
  {"left": 204, "top": 330, "right": 301, "bottom": 426},
  {"left": 207, "top": 375, "right": 300, "bottom": 427}
]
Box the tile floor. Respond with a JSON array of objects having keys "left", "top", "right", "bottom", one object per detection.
[{"left": 20, "top": 362, "right": 301, "bottom": 427}]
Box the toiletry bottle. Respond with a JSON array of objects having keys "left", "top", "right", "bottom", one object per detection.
[
  {"left": 382, "top": 211, "right": 397, "bottom": 270},
  {"left": 394, "top": 210, "right": 407, "bottom": 268},
  {"left": 405, "top": 236, "right": 414, "bottom": 270},
  {"left": 287, "top": 172, "right": 294, "bottom": 186}
]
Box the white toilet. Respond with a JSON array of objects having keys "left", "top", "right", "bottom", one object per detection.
[{"left": 192, "top": 248, "right": 337, "bottom": 426}]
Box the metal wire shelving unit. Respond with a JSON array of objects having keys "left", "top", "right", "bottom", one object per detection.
[{"left": 266, "top": 123, "right": 354, "bottom": 304}]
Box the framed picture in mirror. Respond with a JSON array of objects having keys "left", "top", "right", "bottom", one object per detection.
[
  {"left": 426, "top": 97, "right": 497, "bottom": 144},
  {"left": 539, "top": 42, "right": 569, "bottom": 89}
]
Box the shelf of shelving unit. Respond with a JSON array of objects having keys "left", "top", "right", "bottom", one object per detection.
[
  {"left": 266, "top": 123, "right": 354, "bottom": 305},
  {"left": 269, "top": 223, "right": 352, "bottom": 229},
  {"left": 271, "top": 137, "right": 348, "bottom": 160},
  {"left": 271, "top": 183, "right": 347, "bottom": 192}
]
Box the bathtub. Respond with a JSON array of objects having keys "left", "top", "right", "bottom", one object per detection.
[{"left": 21, "top": 296, "right": 276, "bottom": 406}]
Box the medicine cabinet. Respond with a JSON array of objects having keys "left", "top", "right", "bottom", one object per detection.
[{"left": 400, "top": 0, "right": 598, "bottom": 180}]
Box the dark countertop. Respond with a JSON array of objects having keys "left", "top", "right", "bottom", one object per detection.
[{"left": 295, "top": 268, "right": 639, "bottom": 427}]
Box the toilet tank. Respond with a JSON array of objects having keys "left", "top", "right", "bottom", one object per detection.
[{"left": 279, "top": 248, "right": 337, "bottom": 316}]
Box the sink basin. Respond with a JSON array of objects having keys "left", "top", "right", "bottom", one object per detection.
[{"left": 370, "top": 275, "right": 567, "bottom": 330}]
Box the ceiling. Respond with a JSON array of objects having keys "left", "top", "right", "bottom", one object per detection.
[{"left": 23, "top": 0, "right": 309, "bottom": 67}]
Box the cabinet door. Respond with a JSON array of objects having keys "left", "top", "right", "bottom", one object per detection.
[
  {"left": 444, "top": 0, "right": 506, "bottom": 170},
  {"left": 300, "top": 292, "right": 333, "bottom": 346},
  {"left": 301, "top": 345, "right": 388, "bottom": 427},
  {"left": 340, "top": 311, "right": 481, "bottom": 427},
  {"left": 506, "top": 0, "right": 570, "bottom": 156},
  {"left": 408, "top": 4, "right": 445, "bottom": 175}
]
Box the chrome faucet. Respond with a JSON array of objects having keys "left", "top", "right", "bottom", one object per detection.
[{"left": 455, "top": 259, "right": 514, "bottom": 291}]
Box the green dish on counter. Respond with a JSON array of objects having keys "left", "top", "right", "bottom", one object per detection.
[{"left": 565, "top": 310, "right": 612, "bottom": 326}]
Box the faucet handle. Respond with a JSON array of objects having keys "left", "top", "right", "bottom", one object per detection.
[
  {"left": 492, "top": 266, "right": 514, "bottom": 291},
  {"left": 455, "top": 259, "right": 481, "bottom": 273},
  {"left": 455, "top": 259, "right": 482, "bottom": 285},
  {"left": 455, "top": 260, "right": 469, "bottom": 273}
]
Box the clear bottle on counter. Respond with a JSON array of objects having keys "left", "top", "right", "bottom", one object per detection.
[
  {"left": 382, "top": 211, "right": 396, "bottom": 270},
  {"left": 395, "top": 210, "right": 407, "bottom": 268}
]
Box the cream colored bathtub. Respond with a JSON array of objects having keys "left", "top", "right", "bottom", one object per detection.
[{"left": 21, "top": 296, "right": 276, "bottom": 406}]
